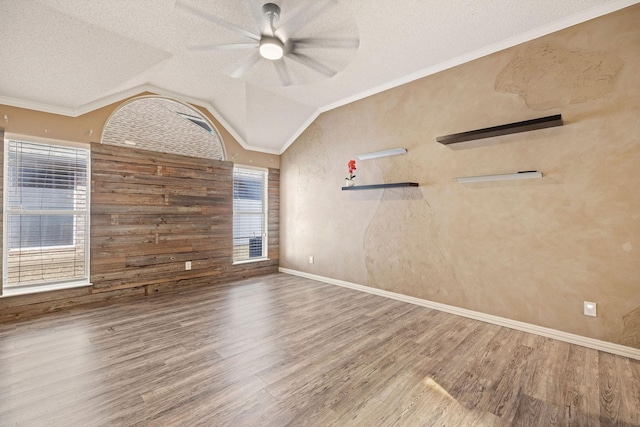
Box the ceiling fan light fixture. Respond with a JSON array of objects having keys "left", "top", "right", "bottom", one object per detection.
[{"left": 259, "top": 37, "right": 284, "bottom": 60}]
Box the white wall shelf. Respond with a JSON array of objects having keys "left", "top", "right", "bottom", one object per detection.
[{"left": 455, "top": 171, "right": 542, "bottom": 183}]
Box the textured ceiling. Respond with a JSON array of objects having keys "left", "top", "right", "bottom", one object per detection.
[{"left": 0, "top": 0, "right": 636, "bottom": 154}]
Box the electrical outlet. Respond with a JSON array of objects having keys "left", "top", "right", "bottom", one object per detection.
[
  {"left": 185, "top": 261, "right": 192, "bottom": 271},
  {"left": 309, "top": 256, "right": 314, "bottom": 264},
  {"left": 584, "top": 301, "right": 596, "bottom": 317}
]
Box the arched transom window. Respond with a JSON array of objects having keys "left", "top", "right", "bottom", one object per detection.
[{"left": 101, "top": 96, "right": 225, "bottom": 161}]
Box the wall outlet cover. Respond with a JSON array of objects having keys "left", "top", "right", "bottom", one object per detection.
[{"left": 584, "top": 301, "right": 597, "bottom": 317}]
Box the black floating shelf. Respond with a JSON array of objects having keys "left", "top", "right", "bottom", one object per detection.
[
  {"left": 436, "top": 114, "right": 563, "bottom": 145},
  {"left": 342, "top": 182, "right": 419, "bottom": 191}
]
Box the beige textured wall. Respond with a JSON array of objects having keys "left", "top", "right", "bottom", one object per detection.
[{"left": 280, "top": 5, "right": 640, "bottom": 348}]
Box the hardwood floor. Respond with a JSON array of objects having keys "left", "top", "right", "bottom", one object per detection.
[{"left": 0, "top": 273, "right": 638, "bottom": 426}]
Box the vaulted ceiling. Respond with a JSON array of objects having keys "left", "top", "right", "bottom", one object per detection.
[{"left": 0, "top": 0, "right": 635, "bottom": 154}]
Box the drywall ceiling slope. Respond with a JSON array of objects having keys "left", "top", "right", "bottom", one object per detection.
[{"left": 0, "top": 0, "right": 637, "bottom": 154}]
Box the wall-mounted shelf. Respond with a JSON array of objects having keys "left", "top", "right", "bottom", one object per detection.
[
  {"left": 455, "top": 171, "right": 542, "bottom": 184},
  {"left": 357, "top": 148, "right": 407, "bottom": 160},
  {"left": 342, "top": 182, "right": 419, "bottom": 191},
  {"left": 437, "top": 114, "right": 563, "bottom": 145}
]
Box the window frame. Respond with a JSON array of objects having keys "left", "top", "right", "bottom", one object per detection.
[
  {"left": 2, "top": 134, "right": 92, "bottom": 297},
  {"left": 232, "top": 165, "right": 268, "bottom": 264}
]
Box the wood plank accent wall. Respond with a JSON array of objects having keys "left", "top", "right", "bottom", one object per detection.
[
  {"left": 0, "top": 130, "right": 3, "bottom": 297},
  {"left": 0, "top": 140, "right": 279, "bottom": 320},
  {"left": 267, "top": 168, "right": 280, "bottom": 267}
]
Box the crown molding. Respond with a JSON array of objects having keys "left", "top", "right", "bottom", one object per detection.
[
  {"left": 0, "top": 85, "right": 279, "bottom": 156},
  {"left": 0, "top": 95, "right": 77, "bottom": 116},
  {"left": 278, "top": 0, "right": 640, "bottom": 154}
]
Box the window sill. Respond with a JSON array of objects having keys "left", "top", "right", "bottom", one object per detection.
[
  {"left": 2, "top": 281, "right": 92, "bottom": 298},
  {"left": 233, "top": 257, "right": 270, "bottom": 266}
]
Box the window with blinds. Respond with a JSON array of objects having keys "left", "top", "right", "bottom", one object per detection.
[
  {"left": 233, "top": 167, "right": 267, "bottom": 262},
  {"left": 3, "top": 138, "right": 90, "bottom": 294}
]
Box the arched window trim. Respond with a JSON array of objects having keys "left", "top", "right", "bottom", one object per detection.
[{"left": 100, "top": 95, "right": 226, "bottom": 161}]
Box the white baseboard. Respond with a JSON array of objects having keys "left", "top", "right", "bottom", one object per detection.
[{"left": 279, "top": 267, "right": 640, "bottom": 361}]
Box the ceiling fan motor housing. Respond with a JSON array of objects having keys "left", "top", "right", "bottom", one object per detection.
[{"left": 262, "top": 3, "right": 281, "bottom": 22}]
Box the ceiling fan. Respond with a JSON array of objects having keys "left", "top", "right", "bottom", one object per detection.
[{"left": 175, "top": 0, "right": 359, "bottom": 86}]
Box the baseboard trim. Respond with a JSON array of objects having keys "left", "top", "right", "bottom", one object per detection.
[{"left": 279, "top": 267, "right": 640, "bottom": 361}]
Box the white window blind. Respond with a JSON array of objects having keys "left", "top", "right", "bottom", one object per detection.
[
  {"left": 3, "top": 139, "right": 90, "bottom": 293},
  {"left": 233, "top": 167, "right": 267, "bottom": 262}
]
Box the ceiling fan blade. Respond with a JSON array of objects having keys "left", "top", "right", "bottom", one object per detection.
[
  {"left": 274, "top": 0, "right": 336, "bottom": 39},
  {"left": 230, "top": 52, "right": 262, "bottom": 79},
  {"left": 291, "top": 37, "right": 360, "bottom": 49},
  {"left": 187, "top": 42, "right": 259, "bottom": 51},
  {"left": 287, "top": 52, "right": 336, "bottom": 78},
  {"left": 273, "top": 60, "right": 292, "bottom": 86},
  {"left": 176, "top": 0, "right": 261, "bottom": 42}
]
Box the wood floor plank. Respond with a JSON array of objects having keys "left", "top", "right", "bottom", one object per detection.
[
  {"left": 524, "top": 337, "right": 571, "bottom": 403},
  {"left": 0, "top": 273, "right": 639, "bottom": 426},
  {"left": 511, "top": 393, "right": 547, "bottom": 427},
  {"left": 481, "top": 343, "right": 534, "bottom": 420},
  {"left": 598, "top": 352, "right": 640, "bottom": 426},
  {"left": 562, "top": 345, "right": 601, "bottom": 427}
]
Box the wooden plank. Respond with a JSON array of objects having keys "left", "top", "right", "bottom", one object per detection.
[
  {"left": 91, "top": 223, "right": 215, "bottom": 237},
  {"left": 561, "top": 346, "right": 600, "bottom": 427},
  {"left": 93, "top": 181, "right": 209, "bottom": 197},
  {"left": 92, "top": 269, "right": 226, "bottom": 290},
  {"left": 92, "top": 173, "right": 230, "bottom": 189},
  {"left": 0, "top": 286, "right": 144, "bottom": 322},
  {"left": 125, "top": 250, "right": 232, "bottom": 267},
  {"left": 91, "top": 204, "right": 203, "bottom": 215},
  {"left": 90, "top": 192, "right": 168, "bottom": 206},
  {"left": 598, "top": 352, "right": 639, "bottom": 426},
  {"left": 0, "top": 286, "right": 91, "bottom": 310},
  {"left": 91, "top": 214, "right": 232, "bottom": 226},
  {"left": 90, "top": 142, "right": 233, "bottom": 168},
  {"left": 90, "top": 240, "right": 194, "bottom": 252}
]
